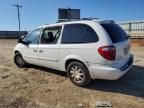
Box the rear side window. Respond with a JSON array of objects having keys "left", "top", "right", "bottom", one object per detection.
[
  {"left": 101, "top": 23, "right": 128, "bottom": 43},
  {"left": 61, "top": 24, "right": 99, "bottom": 44}
]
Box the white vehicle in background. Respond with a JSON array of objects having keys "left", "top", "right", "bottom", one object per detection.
[{"left": 14, "top": 20, "right": 134, "bottom": 86}]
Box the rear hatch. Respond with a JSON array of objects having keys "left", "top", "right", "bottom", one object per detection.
[{"left": 101, "top": 23, "right": 130, "bottom": 67}]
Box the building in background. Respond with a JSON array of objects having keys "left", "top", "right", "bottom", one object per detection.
[{"left": 117, "top": 20, "right": 144, "bottom": 39}]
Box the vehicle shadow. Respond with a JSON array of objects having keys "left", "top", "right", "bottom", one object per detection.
[
  {"left": 30, "top": 64, "right": 144, "bottom": 98},
  {"left": 85, "top": 65, "right": 144, "bottom": 98},
  {"left": 30, "top": 65, "right": 67, "bottom": 77}
]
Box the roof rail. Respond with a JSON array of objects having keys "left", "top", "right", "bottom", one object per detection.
[
  {"left": 82, "top": 17, "right": 99, "bottom": 21},
  {"left": 57, "top": 19, "right": 80, "bottom": 23},
  {"left": 100, "top": 20, "right": 115, "bottom": 24},
  {"left": 82, "top": 17, "right": 99, "bottom": 20},
  {"left": 57, "top": 17, "right": 100, "bottom": 23}
]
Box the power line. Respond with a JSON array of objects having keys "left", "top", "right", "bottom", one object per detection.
[{"left": 13, "top": 3, "right": 22, "bottom": 31}]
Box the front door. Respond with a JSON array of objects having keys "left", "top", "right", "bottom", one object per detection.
[
  {"left": 38, "top": 26, "right": 62, "bottom": 69},
  {"left": 21, "top": 28, "right": 41, "bottom": 65}
]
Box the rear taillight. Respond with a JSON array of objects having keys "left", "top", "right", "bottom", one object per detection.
[{"left": 98, "top": 46, "right": 116, "bottom": 60}]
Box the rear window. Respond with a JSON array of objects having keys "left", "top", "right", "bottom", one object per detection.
[{"left": 101, "top": 23, "right": 128, "bottom": 43}]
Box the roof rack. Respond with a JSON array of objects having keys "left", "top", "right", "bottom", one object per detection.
[
  {"left": 82, "top": 17, "right": 99, "bottom": 21},
  {"left": 56, "top": 17, "right": 115, "bottom": 24},
  {"left": 57, "top": 17, "right": 100, "bottom": 23},
  {"left": 100, "top": 20, "right": 115, "bottom": 24},
  {"left": 57, "top": 19, "right": 80, "bottom": 23}
]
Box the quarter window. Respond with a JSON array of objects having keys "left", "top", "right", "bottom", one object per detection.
[
  {"left": 61, "top": 24, "right": 99, "bottom": 44},
  {"left": 101, "top": 23, "right": 128, "bottom": 43}
]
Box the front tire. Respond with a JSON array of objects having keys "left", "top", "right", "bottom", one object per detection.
[
  {"left": 14, "top": 52, "right": 26, "bottom": 68},
  {"left": 67, "top": 61, "right": 91, "bottom": 86}
]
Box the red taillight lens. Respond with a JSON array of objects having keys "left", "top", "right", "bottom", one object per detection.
[{"left": 98, "top": 46, "right": 116, "bottom": 60}]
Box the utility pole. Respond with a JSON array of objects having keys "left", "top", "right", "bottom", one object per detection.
[
  {"left": 68, "top": 8, "right": 71, "bottom": 21},
  {"left": 13, "top": 2, "right": 22, "bottom": 32}
]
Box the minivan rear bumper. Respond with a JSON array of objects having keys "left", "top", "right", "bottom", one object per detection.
[{"left": 88, "top": 54, "right": 134, "bottom": 80}]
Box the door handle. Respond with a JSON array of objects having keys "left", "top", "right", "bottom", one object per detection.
[
  {"left": 39, "top": 50, "right": 43, "bottom": 53},
  {"left": 33, "top": 49, "right": 37, "bottom": 52}
]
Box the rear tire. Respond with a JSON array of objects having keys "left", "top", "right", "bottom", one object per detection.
[
  {"left": 67, "top": 61, "right": 91, "bottom": 86},
  {"left": 14, "top": 52, "right": 26, "bottom": 68}
]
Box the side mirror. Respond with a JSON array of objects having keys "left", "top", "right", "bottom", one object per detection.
[
  {"left": 18, "top": 37, "right": 23, "bottom": 43},
  {"left": 21, "top": 35, "right": 26, "bottom": 39},
  {"left": 18, "top": 35, "right": 27, "bottom": 43},
  {"left": 18, "top": 37, "right": 31, "bottom": 45},
  {"left": 24, "top": 40, "right": 31, "bottom": 45}
]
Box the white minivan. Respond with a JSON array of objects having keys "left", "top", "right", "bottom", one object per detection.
[{"left": 14, "top": 20, "right": 134, "bottom": 86}]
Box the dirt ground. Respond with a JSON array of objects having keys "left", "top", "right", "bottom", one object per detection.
[{"left": 0, "top": 39, "right": 144, "bottom": 108}]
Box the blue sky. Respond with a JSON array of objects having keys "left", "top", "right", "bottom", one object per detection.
[{"left": 0, "top": 0, "right": 144, "bottom": 31}]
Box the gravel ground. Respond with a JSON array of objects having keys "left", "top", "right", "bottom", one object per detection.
[{"left": 0, "top": 39, "right": 144, "bottom": 108}]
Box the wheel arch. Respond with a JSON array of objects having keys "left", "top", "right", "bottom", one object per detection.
[
  {"left": 65, "top": 58, "right": 89, "bottom": 72},
  {"left": 65, "top": 57, "right": 92, "bottom": 86},
  {"left": 14, "top": 50, "right": 20, "bottom": 54}
]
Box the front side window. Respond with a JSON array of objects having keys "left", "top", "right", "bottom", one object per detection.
[
  {"left": 23, "top": 28, "right": 41, "bottom": 44},
  {"left": 61, "top": 24, "right": 99, "bottom": 44},
  {"left": 41, "top": 26, "right": 61, "bottom": 44}
]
